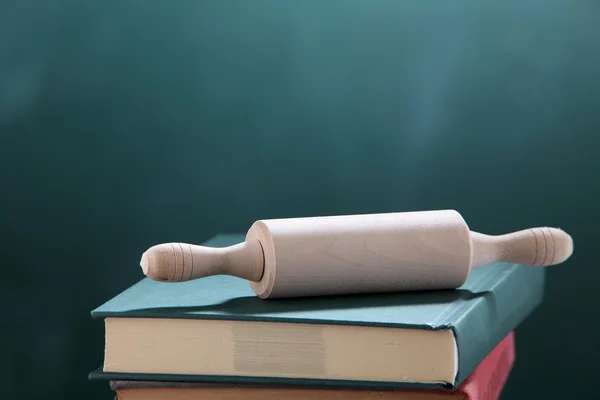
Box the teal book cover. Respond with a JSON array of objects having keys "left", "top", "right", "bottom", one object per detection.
[{"left": 89, "top": 234, "right": 545, "bottom": 391}]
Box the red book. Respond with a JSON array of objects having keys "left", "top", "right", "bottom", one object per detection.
[
  {"left": 454, "top": 331, "right": 515, "bottom": 400},
  {"left": 110, "top": 332, "right": 515, "bottom": 400},
  {"left": 404, "top": 331, "right": 516, "bottom": 400}
]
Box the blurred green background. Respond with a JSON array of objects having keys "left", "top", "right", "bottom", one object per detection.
[{"left": 1, "top": 1, "right": 598, "bottom": 399}]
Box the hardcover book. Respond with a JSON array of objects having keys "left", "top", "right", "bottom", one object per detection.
[
  {"left": 90, "top": 234, "right": 544, "bottom": 391},
  {"left": 108, "top": 332, "right": 515, "bottom": 400}
]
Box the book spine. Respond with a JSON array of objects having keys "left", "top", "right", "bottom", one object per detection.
[
  {"left": 459, "top": 332, "right": 515, "bottom": 400},
  {"left": 453, "top": 264, "right": 544, "bottom": 386}
]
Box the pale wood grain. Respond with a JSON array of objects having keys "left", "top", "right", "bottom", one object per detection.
[
  {"left": 141, "top": 240, "right": 263, "bottom": 282},
  {"left": 470, "top": 227, "right": 572, "bottom": 268},
  {"left": 140, "top": 210, "right": 573, "bottom": 299},
  {"left": 246, "top": 210, "right": 471, "bottom": 298}
]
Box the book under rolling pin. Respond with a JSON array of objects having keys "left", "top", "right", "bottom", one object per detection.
[{"left": 140, "top": 209, "right": 573, "bottom": 298}]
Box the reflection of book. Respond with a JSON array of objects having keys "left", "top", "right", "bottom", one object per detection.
[
  {"left": 108, "top": 332, "right": 515, "bottom": 400},
  {"left": 90, "top": 233, "right": 543, "bottom": 390}
]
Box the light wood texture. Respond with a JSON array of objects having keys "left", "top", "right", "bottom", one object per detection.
[
  {"left": 140, "top": 241, "right": 263, "bottom": 282},
  {"left": 140, "top": 210, "right": 573, "bottom": 298},
  {"left": 246, "top": 210, "right": 471, "bottom": 298},
  {"left": 470, "top": 227, "right": 573, "bottom": 268}
]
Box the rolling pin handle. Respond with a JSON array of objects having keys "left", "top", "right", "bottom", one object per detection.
[
  {"left": 470, "top": 227, "right": 573, "bottom": 268},
  {"left": 141, "top": 240, "right": 264, "bottom": 282}
]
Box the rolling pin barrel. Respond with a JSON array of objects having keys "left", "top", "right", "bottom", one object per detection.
[{"left": 246, "top": 210, "right": 472, "bottom": 298}]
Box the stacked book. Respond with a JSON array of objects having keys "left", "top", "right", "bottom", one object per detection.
[{"left": 90, "top": 234, "right": 545, "bottom": 399}]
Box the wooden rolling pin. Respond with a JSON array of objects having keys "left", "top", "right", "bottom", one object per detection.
[{"left": 140, "top": 210, "right": 573, "bottom": 299}]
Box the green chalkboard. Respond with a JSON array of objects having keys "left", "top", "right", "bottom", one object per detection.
[{"left": 1, "top": 1, "right": 598, "bottom": 399}]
